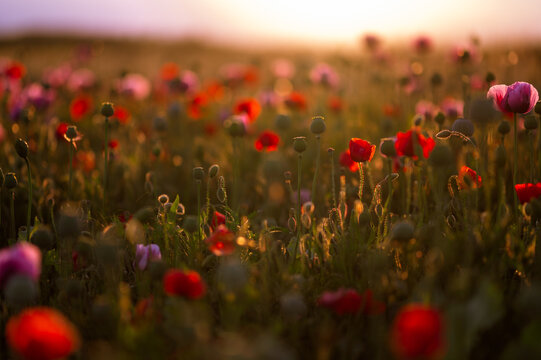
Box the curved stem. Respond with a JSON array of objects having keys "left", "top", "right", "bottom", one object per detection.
[{"left": 25, "top": 158, "right": 32, "bottom": 241}]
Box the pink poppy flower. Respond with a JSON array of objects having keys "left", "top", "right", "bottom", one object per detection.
[
  {"left": 135, "top": 244, "right": 162, "bottom": 271},
  {"left": 0, "top": 242, "right": 41, "bottom": 288},
  {"left": 487, "top": 82, "right": 539, "bottom": 114}
]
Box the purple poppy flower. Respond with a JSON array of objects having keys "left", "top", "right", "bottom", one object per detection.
[
  {"left": 135, "top": 244, "right": 162, "bottom": 271},
  {"left": 0, "top": 242, "right": 42, "bottom": 289},
  {"left": 488, "top": 81, "right": 539, "bottom": 114}
]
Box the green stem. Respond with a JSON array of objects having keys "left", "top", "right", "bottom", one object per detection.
[
  {"left": 68, "top": 140, "right": 74, "bottom": 200},
  {"left": 50, "top": 204, "right": 57, "bottom": 242},
  {"left": 206, "top": 176, "right": 211, "bottom": 221},
  {"left": 513, "top": 113, "right": 518, "bottom": 218},
  {"left": 330, "top": 150, "right": 337, "bottom": 209},
  {"left": 358, "top": 162, "right": 364, "bottom": 201},
  {"left": 529, "top": 130, "right": 535, "bottom": 183},
  {"left": 311, "top": 135, "right": 321, "bottom": 205},
  {"left": 103, "top": 116, "right": 109, "bottom": 212},
  {"left": 197, "top": 180, "right": 202, "bottom": 242},
  {"left": 10, "top": 190, "right": 15, "bottom": 242},
  {"left": 293, "top": 153, "right": 303, "bottom": 268},
  {"left": 25, "top": 158, "right": 32, "bottom": 242}
]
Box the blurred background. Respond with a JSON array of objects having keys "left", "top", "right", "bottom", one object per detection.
[{"left": 1, "top": 0, "right": 540, "bottom": 49}]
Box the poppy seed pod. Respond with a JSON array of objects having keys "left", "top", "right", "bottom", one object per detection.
[
  {"left": 524, "top": 115, "right": 538, "bottom": 130},
  {"left": 434, "top": 112, "right": 445, "bottom": 126},
  {"left": 390, "top": 221, "right": 415, "bottom": 242},
  {"left": 451, "top": 118, "right": 474, "bottom": 137},
  {"left": 430, "top": 72, "right": 443, "bottom": 87},
  {"left": 209, "top": 164, "right": 220, "bottom": 178},
  {"left": 469, "top": 98, "right": 497, "bottom": 124},
  {"left": 380, "top": 138, "right": 397, "bottom": 158},
  {"left": 31, "top": 227, "right": 55, "bottom": 252},
  {"left": 227, "top": 117, "right": 246, "bottom": 137},
  {"left": 14, "top": 138, "right": 29, "bottom": 159},
  {"left": 100, "top": 102, "right": 114, "bottom": 117},
  {"left": 193, "top": 167, "right": 205, "bottom": 181},
  {"left": 497, "top": 121, "right": 511, "bottom": 136},
  {"left": 275, "top": 114, "right": 291, "bottom": 130},
  {"left": 293, "top": 137, "right": 307, "bottom": 153},
  {"left": 428, "top": 144, "right": 453, "bottom": 168},
  {"left": 65, "top": 126, "right": 78, "bottom": 140},
  {"left": 4, "top": 173, "right": 18, "bottom": 190},
  {"left": 310, "top": 116, "right": 326, "bottom": 135}
]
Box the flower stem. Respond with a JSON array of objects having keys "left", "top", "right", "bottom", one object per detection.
[
  {"left": 358, "top": 162, "right": 364, "bottom": 201},
  {"left": 329, "top": 150, "right": 337, "bottom": 209},
  {"left": 529, "top": 130, "right": 535, "bottom": 183},
  {"left": 25, "top": 158, "right": 32, "bottom": 242},
  {"left": 103, "top": 116, "right": 109, "bottom": 212},
  {"left": 293, "top": 153, "right": 303, "bottom": 268},
  {"left": 68, "top": 140, "right": 74, "bottom": 199},
  {"left": 311, "top": 135, "right": 321, "bottom": 205},
  {"left": 197, "top": 180, "right": 202, "bottom": 242},
  {"left": 513, "top": 113, "right": 518, "bottom": 218},
  {"left": 10, "top": 190, "right": 15, "bottom": 242}
]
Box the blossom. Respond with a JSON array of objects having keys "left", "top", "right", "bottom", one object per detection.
[
  {"left": 317, "top": 288, "right": 385, "bottom": 316},
  {"left": 0, "top": 242, "right": 41, "bottom": 289},
  {"left": 25, "top": 83, "right": 55, "bottom": 110},
  {"left": 458, "top": 166, "right": 482, "bottom": 189},
  {"left": 272, "top": 58, "right": 295, "bottom": 78},
  {"left": 487, "top": 82, "right": 539, "bottom": 114},
  {"left": 415, "top": 100, "right": 436, "bottom": 121},
  {"left": 440, "top": 97, "right": 464, "bottom": 119},
  {"left": 108, "top": 139, "right": 119, "bottom": 150},
  {"left": 69, "top": 95, "right": 93, "bottom": 121},
  {"left": 117, "top": 73, "right": 151, "bottom": 100},
  {"left": 413, "top": 35, "right": 433, "bottom": 54},
  {"left": 56, "top": 122, "right": 69, "bottom": 141},
  {"left": 515, "top": 183, "right": 541, "bottom": 204},
  {"left": 285, "top": 91, "right": 307, "bottom": 111},
  {"left": 339, "top": 149, "right": 359, "bottom": 172},
  {"left": 66, "top": 68, "right": 95, "bottom": 92},
  {"left": 163, "top": 269, "right": 206, "bottom": 299},
  {"left": 234, "top": 98, "right": 261, "bottom": 123},
  {"left": 187, "top": 92, "right": 208, "bottom": 120},
  {"left": 395, "top": 130, "right": 435, "bottom": 159},
  {"left": 211, "top": 211, "right": 226, "bottom": 229},
  {"left": 309, "top": 63, "right": 339, "bottom": 88},
  {"left": 4, "top": 60, "right": 26, "bottom": 80},
  {"left": 205, "top": 225, "right": 236, "bottom": 256},
  {"left": 255, "top": 130, "right": 280, "bottom": 152},
  {"left": 135, "top": 244, "right": 162, "bottom": 271},
  {"left": 328, "top": 95, "right": 343, "bottom": 113},
  {"left": 160, "top": 62, "right": 180, "bottom": 81},
  {"left": 390, "top": 304, "right": 445, "bottom": 360},
  {"left": 349, "top": 138, "right": 376, "bottom": 163},
  {"left": 6, "top": 307, "right": 81, "bottom": 360},
  {"left": 112, "top": 105, "right": 131, "bottom": 125}
]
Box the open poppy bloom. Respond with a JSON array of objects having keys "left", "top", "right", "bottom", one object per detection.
[
  {"left": 160, "top": 62, "right": 180, "bottom": 81},
  {"left": 390, "top": 304, "right": 445, "bottom": 360},
  {"left": 187, "top": 92, "right": 208, "bottom": 120},
  {"left": 349, "top": 138, "right": 376, "bottom": 163},
  {"left": 55, "top": 122, "right": 69, "bottom": 141},
  {"left": 6, "top": 307, "right": 81, "bottom": 360},
  {"left": 339, "top": 149, "right": 359, "bottom": 172},
  {"left": 4, "top": 61, "right": 26, "bottom": 80},
  {"left": 163, "top": 269, "right": 206, "bottom": 299},
  {"left": 69, "top": 95, "right": 93, "bottom": 121},
  {"left": 487, "top": 82, "right": 539, "bottom": 114},
  {"left": 285, "top": 91, "right": 308, "bottom": 111},
  {"left": 112, "top": 105, "right": 131, "bottom": 125},
  {"left": 515, "top": 183, "right": 541, "bottom": 204},
  {"left": 317, "top": 288, "right": 385, "bottom": 316},
  {"left": 205, "top": 225, "right": 236, "bottom": 256},
  {"left": 458, "top": 165, "right": 482, "bottom": 189},
  {"left": 255, "top": 130, "right": 280, "bottom": 152},
  {"left": 0, "top": 242, "right": 41, "bottom": 289},
  {"left": 234, "top": 98, "right": 261, "bottom": 123},
  {"left": 395, "top": 129, "right": 435, "bottom": 159}
]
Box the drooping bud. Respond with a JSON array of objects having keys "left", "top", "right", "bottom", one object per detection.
[
  {"left": 209, "top": 164, "right": 220, "bottom": 178},
  {"left": 4, "top": 172, "right": 18, "bottom": 190},
  {"left": 14, "top": 138, "right": 29, "bottom": 159},
  {"left": 380, "top": 138, "right": 397, "bottom": 158}
]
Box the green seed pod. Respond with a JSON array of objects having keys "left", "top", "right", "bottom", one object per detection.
[
  {"left": 498, "top": 121, "right": 511, "bottom": 136},
  {"left": 183, "top": 215, "right": 198, "bottom": 233},
  {"left": 524, "top": 115, "right": 538, "bottom": 130},
  {"left": 4, "top": 172, "right": 18, "bottom": 190},
  {"left": 434, "top": 112, "right": 445, "bottom": 126},
  {"left": 209, "top": 164, "right": 220, "bottom": 178},
  {"left": 193, "top": 167, "right": 205, "bottom": 181},
  {"left": 310, "top": 116, "right": 326, "bottom": 135},
  {"left": 451, "top": 118, "right": 474, "bottom": 137},
  {"left": 101, "top": 102, "right": 115, "bottom": 117},
  {"left": 14, "top": 138, "right": 29, "bottom": 159},
  {"left": 134, "top": 207, "right": 155, "bottom": 223},
  {"left": 275, "top": 114, "right": 291, "bottom": 131},
  {"left": 65, "top": 126, "right": 78, "bottom": 140},
  {"left": 5, "top": 275, "right": 38, "bottom": 308},
  {"left": 430, "top": 72, "right": 443, "bottom": 87},
  {"left": 293, "top": 136, "right": 307, "bottom": 153},
  {"left": 380, "top": 138, "right": 397, "bottom": 158},
  {"left": 226, "top": 117, "right": 246, "bottom": 137},
  {"left": 390, "top": 221, "right": 415, "bottom": 242},
  {"left": 31, "top": 226, "right": 55, "bottom": 252},
  {"left": 429, "top": 144, "right": 453, "bottom": 168}
]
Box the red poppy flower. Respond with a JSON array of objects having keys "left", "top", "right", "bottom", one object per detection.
[
  {"left": 234, "top": 98, "right": 261, "bottom": 123},
  {"left": 205, "top": 225, "right": 235, "bottom": 256},
  {"left": 285, "top": 91, "right": 307, "bottom": 111},
  {"left": 318, "top": 288, "right": 385, "bottom": 316},
  {"left": 160, "top": 62, "right": 179, "bottom": 81},
  {"left": 5, "top": 61, "right": 26, "bottom": 80},
  {"left": 108, "top": 139, "right": 119, "bottom": 150},
  {"left": 383, "top": 103, "right": 401, "bottom": 118},
  {"left": 69, "top": 95, "right": 93, "bottom": 121},
  {"left": 55, "top": 122, "right": 69, "bottom": 141},
  {"left": 255, "top": 130, "right": 280, "bottom": 152},
  {"left": 395, "top": 129, "right": 435, "bottom": 159},
  {"left": 328, "top": 95, "right": 343, "bottom": 113},
  {"left": 243, "top": 65, "right": 258, "bottom": 84},
  {"left": 163, "top": 269, "right": 206, "bottom": 299},
  {"left": 458, "top": 165, "right": 482, "bottom": 189},
  {"left": 349, "top": 138, "right": 376, "bottom": 163},
  {"left": 187, "top": 92, "right": 208, "bottom": 120},
  {"left": 339, "top": 149, "right": 359, "bottom": 172},
  {"left": 390, "top": 304, "right": 445, "bottom": 360},
  {"left": 6, "top": 307, "right": 81, "bottom": 360},
  {"left": 515, "top": 183, "right": 541, "bottom": 204},
  {"left": 211, "top": 211, "right": 226, "bottom": 229},
  {"left": 113, "top": 105, "right": 130, "bottom": 125},
  {"left": 205, "top": 81, "right": 225, "bottom": 101}
]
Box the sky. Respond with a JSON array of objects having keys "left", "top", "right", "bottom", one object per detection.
[{"left": 0, "top": 0, "right": 539, "bottom": 48}]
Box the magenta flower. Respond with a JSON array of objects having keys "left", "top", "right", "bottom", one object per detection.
[
  {"left": 0, "top": 242, "right": 42, "bottom": 288},
  {"left": 487, "top": 82, "right": 539, "bottom": 114},
  {"left": 309, "top": 63, "right": 339, "bottom": 88},
  {"left": 117, "top": 73, "right": 151, "bottom": 100},
  {"left": 135, "top": 244, "right": 162, "bottom": 271}
]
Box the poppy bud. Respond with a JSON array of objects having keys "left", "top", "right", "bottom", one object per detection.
[
  {"left": 497, "top": 121, "right": 511, "bottom": 136},
  {"left": 495, "top": 145, "right": 507, "bottom": 167},
  {"left": 485, "top": 72, "right": 495, "bottom": 84},
  {"left": 65, "top": 126, "right": 78, "bottom": 140},
  {"left": 390, "top": 221, "right": 415, "bottom": 242},
  {"left": 227, "top": 117, "right": 246, "bottom": 137},
  {"left": 469, "top": 98, "right": 497, "bottom": 124},
  {"left": 293, "top": 137, "right": 307, "bottom": 153},
  {"left": 451, "top": 118, "right": 474, "bottom": 137},
  {"left": 100, "top": 102, "right": 114, "bottom": 117},
  {"left": 380, "top": 138, "right": 397, "bottom": 158},
  {"left": 430, "top": 72, "right": 443, "bottom": 87},
  {"left": 429, "top": 144, "right": 453, "bottom": 168},
  {"left": 4, "top": 172, "right": 18, "bottom": 190},
  {"left": 275, "top": 114, "right": 291, "bottom": 130},
  {"left": 524, "top": 115, "right": 538, "bottom": 130},
  {"left": 14, "top": 138, "right": 29, "bottom": 159},
  {"left": 193, "top": 167, "right": 204, "bottom": 181},
  {"left": 414, "top": 116, "right": 422, "bottom": 127},
  {"left": 153, "top": 116, "right": 167, "bottom": 132},
  {"left": 434, "top": 112, "right": 445, "bottom": 126},
  {"left": 310, "top": 116, "right": 326, "bottom": 135},
  {"left": 31, "top": 227, "right": 55, "bottom": 252},
  {"left": 209, "top": 164, "right": 220, "bottom": 178},
  {"left": 535, "top": 101, "right": 541, "bottom": 116},
  {"left": 183, "top": 215, "right": 198, "bottom": 233}
]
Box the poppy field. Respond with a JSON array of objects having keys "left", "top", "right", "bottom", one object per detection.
[{"left": 1, "top": 36, "right": 541, "bottom": 359}]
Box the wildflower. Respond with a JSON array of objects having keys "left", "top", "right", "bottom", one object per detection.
[
  {"left": 349, "top": 138, "right": 376, "bottom": 163},
  {"left": 160, "top": 62, "right": 180, "bottom": 81},
  {"left": 515, "top": 183, "right": 541, "bottom": 204},
  {"left": 440, "top": 97, "right": 464, "bottom": 119},
  {"left": 135, "top": 244, "right": 162, "bottom": 271},
  {"left": 6, "top": 307, "right": 81, "bottom": 360},
  {"left": 255, "top": 130, "right": 280, "bottom": 152},
  {"left": 187, "top": 92, "right": 208, "bottom": 120},
  {"left": 112, "top": 105, "right": 130, "bottom": 124},
  {"left": 339, "top": 149, "right": 359, "bottom": 172},
  {"left": 318, "top": 288, "right": 385, "bottom": 316},
  {"left": 272, "top": 59, "right": 295, "bottom": 78},
  {"left": 116, "top": 73, "right": 151, "bottom": 100},
  {"left": 363, "top": 33, "right": 381, "bottom": 51},
  {"left": 67, "top": 68, "right": 95, "bottom": 92},
  {"left": 163, "top": 269, "right": 206, "bottom": 299},
  {"left": 415, "top": 100, "right": 436, "bottom": 121},
  {"left": 458, "top": 166, "right": 482, "bottom": 189},
  {"left": 328, "top": 95, "right": 343, "bottom": 113},
  {"left": 234, "top": 98, "right": 261, "bottom": 123},
  {"left": 211, "top": 211, "right": 226, "bottom": 229},
  {"left": 69, "top": 95, "right": 93, "bottom": 121},
  {"left": 285, "top": 91, "right": 307, "bottom": 111},
  {"left": 108, "top": 139, "right": 119, "bottom": 150},
  {"left": 4, "top": 61, "right": 26, "bottom": 80},
  {"left": 488, "top": 82, "right": 539, "bottom": 114},
  {"left": 310, "top": 63, "right": 339, "bottom": 88},
  {"left": 205, "top": 225, "right": 235, "bottom": 256},
  {"left": 0, "top": 242, "right": 41, "bottom": 289},
  {"left": 395, "top": 129, "right": 435, "bottom": 159},
  {"left": 413, "top": 35, "right": 433, "bottom": 54},
  {"left": 390, "top": 304, "right": 445, "bottom": 360}
]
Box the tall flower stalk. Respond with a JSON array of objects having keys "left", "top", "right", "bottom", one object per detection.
[
  {"left": 15, "top": 139, "right": 31, "bottom": 241},
  {"left": 101, "top": 102, "right": 115, "bottom": 212},
  {"left": 310, "top": 116, "right": 326, "bottom": 205}
]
